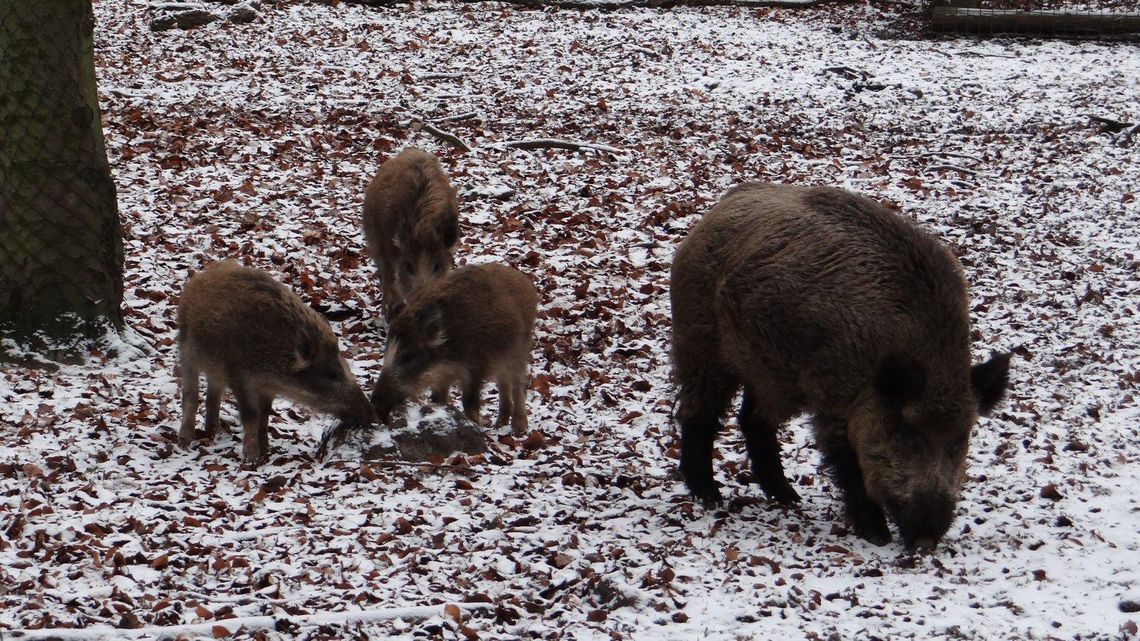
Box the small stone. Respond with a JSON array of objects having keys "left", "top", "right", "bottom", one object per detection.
[
  {"left": 150, "top": 9, "right": 221, "bottom": 32},
  {"left": 228, "top": 5, "right": 260, "bottom": 24}
]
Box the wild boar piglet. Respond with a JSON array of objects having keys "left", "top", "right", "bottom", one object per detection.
[
  {"left": 671, "top": 182, "right": 1011, "bottom": 551},
  {"left": 363, "top": 147, "right": 459, "bottom": 317},
  {"left": 370, "top": 263, "right": 538, "bottom": 435},
  {"left": 177, "top": 261, "right": 375, "bottom": 466}
]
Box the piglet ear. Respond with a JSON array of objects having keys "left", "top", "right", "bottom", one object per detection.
[
  {"left": 418, "top": 304, "right": 446, "bottom": 348},
  {"left": 972, "top": 351, "right": 1012, "bottom": 416},
  {"left": 875, "top": 353, "right": 926, "bottom": 406}
]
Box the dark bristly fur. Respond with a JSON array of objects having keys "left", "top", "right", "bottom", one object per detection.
[
  {"left": 670, "top": 182, "right": 1011, "bottom": 550},
  {"left": 362, "top": 147, "right": 459, "bottom": 317},
  {"left": 177, "top": 261, "right": 375, "bottom": 466},
  {"left": 370, "top": 263, "right": 538, "bottom": 435}
]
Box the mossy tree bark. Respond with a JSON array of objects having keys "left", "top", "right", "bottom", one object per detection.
[{"left": 0, "top": 0, "right": 123, "bottom": 357}]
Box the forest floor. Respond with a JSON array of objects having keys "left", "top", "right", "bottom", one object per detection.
[{"left": 2, "top": 0, "right": 1139, "bottom": 639}]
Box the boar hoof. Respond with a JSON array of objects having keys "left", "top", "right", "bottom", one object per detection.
[
  {"left": 241, "top": 455, "right": 265, "bottom": 468},
  {"left": 242, "top": 446, "right": 265, "bottom": 467},
  {"left": 849, "top": 505, "right": 892, "bottom": 546},
  {"left": 178, "top": 433, "right": 194, "bottom": 448},
  {"left": 761, "top": 480, "right": 801, "bottom": 506},
  {"left": 689, "top": 483, "right": 724, "bottom": 509}
]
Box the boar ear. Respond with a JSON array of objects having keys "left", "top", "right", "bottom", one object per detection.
[
  {"left": 417, "top": 305, "right": 446, "bottom": 348},
  {"left": 972, "top": 351, "right": 1011, "bottom": 416},
  {"left": 292, "top": 326, "right": 322, "bottom": 371},
  {"left": 875, "top": 354, "right": 926, "bottom": 406},
  {"left": 437, "top": 214, "right": 459, "bottom": 248}
]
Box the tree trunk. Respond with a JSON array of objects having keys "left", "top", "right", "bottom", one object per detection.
[
  {"left": 931, "top": 5, "right": 1140, "bottom": 34},
  {"left": 0, "top": 0, "right": 123, "bottom": 356}
]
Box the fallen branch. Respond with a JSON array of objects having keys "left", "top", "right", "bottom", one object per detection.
[
  {"left": 417, "top": 122, "right": 472, "bottom": 152},
  {"left": 1088, "top": 114, "right": 1134, "bottom": 133},
  {"left": 1120, "top": 122, "right": 1140, "bottom": 146},
  {"left": 456, "top": 0, "right": 849, "bottom": 9},
  {"left": 6, "top": 603, "right": 493, "bottom": 640},
  {"left": 498, "top": 139, "right": 621, "bottom": 154},
  {"left": 324, "top": 457, "right": 469, "bottom": 470}
]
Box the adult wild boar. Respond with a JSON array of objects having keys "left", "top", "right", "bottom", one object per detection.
[
  {"left": 178, "top": 261, "right": 375, "bottom": 466},
  {"left": 370, "top": 263, "right": 537, "bottom": 435},
  {"left": 363, "top": 147, "right": 459, "bottom": 316},
  {"left": 670, "top": 182, "right": 1011, "bottom": 550}
]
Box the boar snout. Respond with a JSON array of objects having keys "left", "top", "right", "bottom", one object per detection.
[
  {"left": 887, "top": 490, "right": 957, "bottom": 552},
  {"left": 369, "top": 374, "right": 405, "bottom": 425},
  {"left": 338, "top": 386, "right": 378, "bottom": 426}
]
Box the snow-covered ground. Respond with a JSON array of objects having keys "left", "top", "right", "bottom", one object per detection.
[{"left": 2, "top": 1, "right": 1138, "bottom": 638}]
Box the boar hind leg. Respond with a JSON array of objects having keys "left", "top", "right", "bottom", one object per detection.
[
  {"left": 509, "top": 369, "right": 529, "bottom": 435},
  {"left": 739, "top": 390, "right": 799, "bottom": 505},
  {"left": 179, "top": 364, "right": 201, "bottom": 447},
  {"left": 257, "top": 398, "right": 271, "bottom": 456},
  {"left": 677, "top": 372, "right": 737, "bottom": 508},
  {"left": 497, "top": 367, "right": 528, "bottom": 435},
  {"left": 494, "top": 378, "right": 512, "bottom": 429},
  {"left": 204, "top": 380, "right": 224, "bottom": 440},
  {"left": 816, "top": 418, "right": 890, "bottom": 545}
]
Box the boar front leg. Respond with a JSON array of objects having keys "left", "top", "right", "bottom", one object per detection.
[
  {"left": 179, "top": 364, "right": 200, "bottom": 447},
  {"left": 738, "top": 390, "right": 800, "bottom": 505},
  {"left": 379, "top": 267, "right": 400, "bottom": 319},
  {"left": 204, "top": 379, "right": 224, "bottom": 440},
  {"left": 816, "top": 417, "right": 891, "bottom": 545},
  {"left": 233, "top": 383, "right": 267, "bottom": 466},
  {"left": 430, "top": 385, "right": 449, "bottom": 404},
  {"left": 462, "top": 376, "right": 485, "bottom": 425}
]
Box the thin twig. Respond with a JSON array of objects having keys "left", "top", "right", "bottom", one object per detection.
[
  {"left": 418, "top": 122, "right": 472, "bottom": 152},
  {"left": 822, "top": 66, "right": 867, "bottom": 81},
  {"left": 892, "top": 151, "right": 984, "bottom": 163},
  {"left": 8, "top": 603, "right": 494, "bottom": 640},
  {"left": 498, "top": 139, "right": 621, "bottom": 154},
  {"left": 431, "top": 111, "right": 478, "bottom": 123},
  {"left": 416, "top": 72, "right": 465, "bottom": 81},
  {"left": 927, "top": 164, "right": 980, "bottom": 176},
  {"left": 626, "top": 44, "right": 662, "bottom": 57}
]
